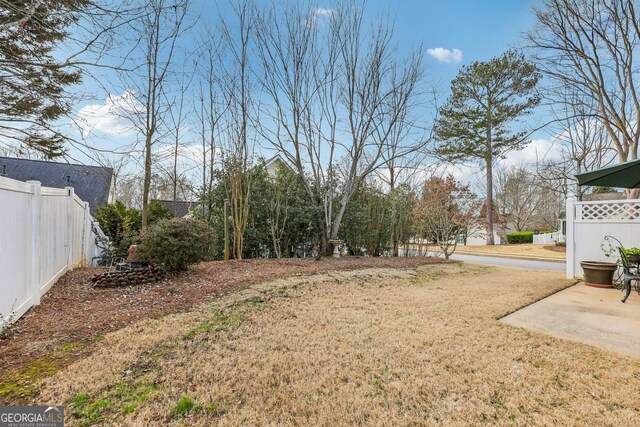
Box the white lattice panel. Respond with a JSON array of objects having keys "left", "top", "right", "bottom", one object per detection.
[{"left": 579, "top": 201, "right": 640, "bottom": 221}]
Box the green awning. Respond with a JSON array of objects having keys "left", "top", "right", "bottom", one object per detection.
[{"left": 576, "top": 159, "right": 640, "bottom": 188}]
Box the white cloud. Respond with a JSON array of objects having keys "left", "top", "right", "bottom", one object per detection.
[
  {"left": 155, "top": 144, "right": 206, "bottom": 163},
  {"left": 439, "top": 162, "right": 486, "bottom": 194},
  {"left": 76, "top": 91, "right": 141, "bottom": 139},
  {"left": 311, "top": 7, "right": 335, "bottom": 17},
  {"left": 500, "top": 138, "right": 562, "bottom": 168},
  {"left": 427, "top": 47, "right": 463, "bottom": 64}
]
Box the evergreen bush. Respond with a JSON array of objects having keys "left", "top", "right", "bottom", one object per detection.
[
  {"left": 141, "top": 218, "right": 214, "bottom": 271},
  {"left": 506, "top": 231, "right": 534, "bottom": 244}
]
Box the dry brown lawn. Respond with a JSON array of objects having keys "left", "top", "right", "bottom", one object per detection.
[
  {"left": 39, "top": 264, "right": 640, "bottom": 426},
  {"left": 0, "top": 256, "right": 448, "bottom": 403}
]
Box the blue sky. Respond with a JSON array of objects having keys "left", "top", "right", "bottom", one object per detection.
[
  {"left": 66, "top": 0, "right": 552, "bottom": 189},
  {"left": 368, "top": 0, "right": 537, "bottom": 85}
]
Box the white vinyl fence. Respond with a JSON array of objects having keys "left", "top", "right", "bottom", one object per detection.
[
  {"left": 566, "top": 196, "right": 640, "bottom": 279},
  {"left": 0, "top": 176, "right": 106, "bottom": 326},
  {"left": 533, "top": 231, "right": 565, "bottom": 244}
]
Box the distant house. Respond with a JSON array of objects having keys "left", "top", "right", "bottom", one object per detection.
[
  {"left": 153, "top": 199, "right": 199, "bottom": 217},
  {"left": 0, "top": 157, "right": 115, "bottom": 213},
  {"left": 264, "top": 154, "right": 293, "bottom": 178},
  {"left": 460, "top": 227, "right": 504, "bottom": 246}
]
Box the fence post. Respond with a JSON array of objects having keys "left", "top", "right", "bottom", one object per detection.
[
  {"left": 82, "top": 201, "right": 91, "bottom": 266},
  {"left": 565, "top": 196, "right": 576, "bottom": 279},
  {"left": 66, "top": 187, "right": 74, "bottom": 270},
  {"left": 27, "top": 181, "right": 41, "bottom": 305}
]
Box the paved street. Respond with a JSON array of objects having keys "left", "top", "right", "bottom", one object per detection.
[
  {"left": 401, "top": 249, "right": 566, "bottom": 271},
  {"left": 450, "top": 253, "right": 565, "bottom": 271}
]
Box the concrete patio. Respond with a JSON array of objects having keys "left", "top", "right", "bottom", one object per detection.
[{"left": 501, "top": 283, "right": 640, "bottom": 359}]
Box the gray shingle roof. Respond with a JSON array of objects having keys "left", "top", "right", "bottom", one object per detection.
[{"left": 0, "top": 157, "right": 113, "bottom": 213}]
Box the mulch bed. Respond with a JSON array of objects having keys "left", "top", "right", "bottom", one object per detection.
[
  {"left": 543, "top": 245, "right": 566, "bottom": 253},
  {"left": 0, "top": 257, "right": 450, "bottom": 386}
]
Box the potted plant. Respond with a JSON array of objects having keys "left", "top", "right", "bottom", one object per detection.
[
  {"left": 623, "top": 247, "right": 640, "bottom": 264},
  {"left": 580, "top": 260, "right": 618, "bottom": 288},
  {"left": 580, "top": 236, "right": 622, "bottom": 288}
]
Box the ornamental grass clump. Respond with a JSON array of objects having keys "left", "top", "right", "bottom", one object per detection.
[{"left": 141, "top": 218, "right": 214, "bottom": 271}]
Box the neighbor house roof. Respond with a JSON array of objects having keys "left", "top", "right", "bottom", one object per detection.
[
  {"left": 154, "top": 199, "right": 199, "bottom": 217},
  {"left": 0, "top": 157, "right": 114, "bottom": 213},
  {"left": 264, "top": 154, "right": 294, "bottom": 177}
]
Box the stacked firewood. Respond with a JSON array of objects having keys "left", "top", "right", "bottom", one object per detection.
[{"left": 91, "top": 266, "right": 165, "bottom": 288}]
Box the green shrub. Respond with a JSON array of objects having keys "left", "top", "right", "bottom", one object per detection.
[
  {"left": 95, "top": 200, "right": 174, "bottom": 254},
  {"left": 141, "top": 218, "right": 214, "bottom": 271},
  {"left": 95, "top": 201, "right": 141, "bottom": 253},
  {"left": 506, "top": 231, "right": 534, "bottom": 244}
]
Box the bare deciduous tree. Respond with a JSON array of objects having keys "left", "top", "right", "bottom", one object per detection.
[
  {"left": 121, "top": 0, "right": 190, "bottom": 228},
  {"left": 164, "top": 77, "right": 190, "bottom": 211},
  {"left": 413, "top": 175, "right": 482, "bottom": 259},
  {"left": 193, "top": 33, "right": 229, "bottom": 224},
  {"left": 116, "top": 171, "right": 194, "bottom": 209},
  {"left": 496, "top": 166, "right": 551, "bottom": 231},
  {"left": 266, "top": 169, "right": 291, "bottom": 259},
  {"left": 257, "top": 1, "right": 425, "bottom": 254},
  {"left": 528, "top": 0, "right": 640, "bottom": 197},
  {"left": 537, "top": 89, "right": 615, "bottom": 201},
  {"left": 377, "top": 87, "right": 434, "bottom": 256},
  {"left": 219, "top": 0, "right": 257, "bottom": 259}
]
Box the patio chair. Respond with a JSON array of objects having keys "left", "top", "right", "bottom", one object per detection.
[{"left": 617, "top": 247, "right": 640, "bottom": 303}]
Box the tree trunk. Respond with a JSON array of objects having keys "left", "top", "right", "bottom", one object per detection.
[
  {"left": 141, "top": 133, "right": 153, "bottom": 229},
  {"left": 319, "top": 224, "right": 328, "bottom": 256},
  {"left": 172, "top": 136, "right": 178, "bottom": 209},
  {"left": 392, "top": 227, "right": 399, "bottom": 256},
  {"left": 223, "top": 199, "right": 230, "bottom": 261},
  {"left": 626, "top": 188, "right": 640, "bottom": 199},
  {"left": 575, "top": 163, "right": 583, "bottom": 201},
  {"left": 485, "top": 131, "right": 495, "bottom": 245},
  {"left": 390, "top": 171, "right": 399, "bottom": 257},
  {"left": 330, "top": 200, "right": 349, "bottom": 241}
]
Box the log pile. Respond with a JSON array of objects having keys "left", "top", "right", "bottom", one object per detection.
[{"left": 91, "top": 266, "right": 165, "bottom": 288}]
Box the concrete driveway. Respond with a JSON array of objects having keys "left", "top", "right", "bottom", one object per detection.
[{"left": 501, "top": 283, "right": 640, "bottom": 359}]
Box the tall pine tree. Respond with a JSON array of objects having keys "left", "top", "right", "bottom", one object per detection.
[
  {"left": 434, "top": 50, "right": 540, "bottom": 244},
  {"left": 0, "top": 0, "right": 86, "bottom": 157}
]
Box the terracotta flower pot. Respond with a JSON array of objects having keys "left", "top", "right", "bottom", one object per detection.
[
  {"left": 580, "top": 261, "right": 618, "bottom": 288},
  {"left": 628, "top": 254, "right": 640, "bottom": 264}
]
